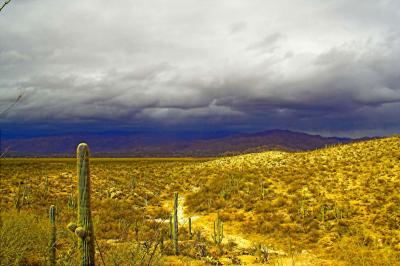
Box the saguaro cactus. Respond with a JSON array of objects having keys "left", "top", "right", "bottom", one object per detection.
[
  {"left": 68, "top": 143, "right": 95, "bottom": 266},
  {"left": 188, "top": 217, "right": 192, "bottom": 240},
  {"left": 14, "top": 181, "right": 24, "bottom": 212},
  {"left": 49, "top": 205, "right": 56, "bottom": 266},
  {"left": 67, "top": 173, "right": 76, "bottom": 209},
  {"left": 212, "top": 213, "right": 224, "bottom": 245},
  {"left": 172, "top": 192, "right": 179, "bottom": 255},
  {"left": 169, "top": 215, "right": 173, "bottom": 240},
  {"left": 321, "top": 205, "right": 326, "bottom": 223}
]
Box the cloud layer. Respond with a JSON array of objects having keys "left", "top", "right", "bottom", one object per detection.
[{"left": 1, "top": 0, "right": 400, "bottom": 137}]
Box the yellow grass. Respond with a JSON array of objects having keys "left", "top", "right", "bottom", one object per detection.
[{"left": 1, "top": 136, "right": 399, "bottom": 265}]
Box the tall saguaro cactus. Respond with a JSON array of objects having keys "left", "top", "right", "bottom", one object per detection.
[
  {"left": 212, "top": 213, "right": 224, "bottom": 245},
  {"left": 172, "top": 192, "right": 179, "bottom": 255},
  {"left": 49, "top": 205, "right": 56, "bottom": 266},
  {"left": 188, "top": 217, "right": 192, "bottom": 240},
  {"left": 68, "top": 143, "right": 95, "bottom": 266}
]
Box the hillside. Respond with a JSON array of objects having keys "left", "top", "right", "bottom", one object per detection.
[
  {"left": 185, "top": 135, "right": 400, "bottom": 264},
  {"left": 2, "top": 129, "right": 355, "bottom": 157},
  {"left": 185, "top": 130, "right": 354, "bottom": 156},
  {"left": 0, "top": 136, "right": 399, "bottom": 265}
]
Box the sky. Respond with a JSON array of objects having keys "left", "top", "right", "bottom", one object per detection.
[{"left": 0, "top": 0, "right": 400, "bottom": 138}]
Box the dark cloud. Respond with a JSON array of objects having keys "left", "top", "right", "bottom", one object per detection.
[{"left": 0, "top": 0, "right": 400, "bottom": 137}]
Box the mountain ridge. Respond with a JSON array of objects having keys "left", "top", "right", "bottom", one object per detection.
[{"left": 1, "top": 129, "right": 368, "bottom": 157}]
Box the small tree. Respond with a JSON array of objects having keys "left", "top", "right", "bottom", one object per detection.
[
  {"left": 0, "top": 0, "right": 11, "bottom": 13},
  {"left": 0, "top": 92, "right": 24, "bottom": 158}
]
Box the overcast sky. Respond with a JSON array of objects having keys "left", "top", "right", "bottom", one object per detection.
[{"left": 1, "top": 0, "right": 399, "bottom": 137}]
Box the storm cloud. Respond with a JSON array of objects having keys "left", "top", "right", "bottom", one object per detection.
[{"left": 1, "top": 0, "right": 400, "bottom": 137}]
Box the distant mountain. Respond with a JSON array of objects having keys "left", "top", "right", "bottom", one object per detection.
[{"left": 1, "top": 129, "right": 364, "bottom": 157}]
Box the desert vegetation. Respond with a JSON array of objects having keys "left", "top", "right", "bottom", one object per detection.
[{"left": 0, "top": 136, "right": 400, "bottom": 265}]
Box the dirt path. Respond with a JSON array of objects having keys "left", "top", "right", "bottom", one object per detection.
[{"left": 161, "top": 194, "right": 326, "bottom": 265}]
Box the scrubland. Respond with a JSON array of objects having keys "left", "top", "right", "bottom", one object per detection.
[{"left": 0, "top": 136, "right": 399, "bottom": 265}]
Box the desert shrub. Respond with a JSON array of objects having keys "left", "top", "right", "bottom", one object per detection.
[
  {"left": 56, "top": 227, "right": 80, "bottom": 266},
  {"left": 231, "top": 198, "right": 244, "bottom": 209},
  {"left": 272, "top": 196, "right": 286, "bottom": 208},
  {"left": 332, "top": 237, "right": 400, "bottom": 266},
  {"left": 307, "top": 229, "right": 321, "bottom": 243},
  {"left": 103, "top": 241, "right": 162, "bottom": 266},
  {"left": 218, "top": 210, "right": 233, "bottom": 221},
  {"left": 254, "top": 200, "right": 273, "bottom": 213},
  {"left": 0, "top": 211, "right": 50, "bottom": 265},
  {"left": 214, "top": 198, "right": 226, "bottom": 210},
  {"left": 233, "top": 212, "right": 245, "bottom": 221}
]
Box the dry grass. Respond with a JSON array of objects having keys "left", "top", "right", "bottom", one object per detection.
[
  {"left": 0, "top": 136, "right": 399, "bottom": 265},
  {"left": 0, "top": 211, "right": 50, "bottom": 265}
]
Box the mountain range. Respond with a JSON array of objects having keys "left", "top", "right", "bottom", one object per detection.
[{"left": 1, "top": 129, "right": 366, "bottom": 157}]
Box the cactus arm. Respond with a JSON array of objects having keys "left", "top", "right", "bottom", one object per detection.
[
  {"left": 173, "top": 192, "right": 179, "bottom": 255},
  {"left": 213, "top": 221, "right": 216, "bottom": 242},
  {"left": 221, "top": 223, "right": 224, "bottom": 240},
  {"left": 188, "top": 217, "right": 192, "bottom": 240},
  {"left": 170, "top": 214, "right": 174, "bottom": 241},
  {"left": 49, "top": 205, "right": 56, "bottom": 266}
]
